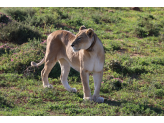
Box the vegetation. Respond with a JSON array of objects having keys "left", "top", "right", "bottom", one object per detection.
[{"left": 0, "top": 7, "right": 164, "bottom": 116}]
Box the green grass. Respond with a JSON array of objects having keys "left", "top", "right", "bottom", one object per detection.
[{"left": 0, "top": 7, "right": 164, "bottom": 116}]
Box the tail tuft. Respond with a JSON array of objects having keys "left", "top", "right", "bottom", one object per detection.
[
  {"left": 31, "top": 61, "right": 37, "bottom": 66},
  {"left": 31, "top": 57, "right": 45, "bottom": 67}
]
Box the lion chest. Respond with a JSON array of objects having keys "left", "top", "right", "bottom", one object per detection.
[{"left": 83, "top": 56, "right": 104, "bottom": 72}]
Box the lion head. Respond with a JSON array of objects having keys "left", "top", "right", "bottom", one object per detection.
[{"left": 71, "top": 26, "right": 95, "bottom": 52}]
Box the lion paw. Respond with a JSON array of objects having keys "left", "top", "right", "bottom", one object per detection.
[
  {"left": 70, "top": 88, "right": 77, "bottom": 93},
  {"left": 43, "top": 84, "right": 53, "bottom": 88},
  {"left": 83, "top": 97, "right": 92, "bottom": 101},
  {"left": 92, "top": 96, "right": 104, "bottom": 103}
]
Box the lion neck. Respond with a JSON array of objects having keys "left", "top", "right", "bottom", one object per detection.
[{"left": 86, "top": 34, "right": 96, "bottom": 52}]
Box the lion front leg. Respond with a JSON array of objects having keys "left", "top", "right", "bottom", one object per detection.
[
  {"left": 80, "top": 70, "right": 92, "bottom": 101},
  {"left": 92, "top": 72, "right": 104, "bottom": 103}
]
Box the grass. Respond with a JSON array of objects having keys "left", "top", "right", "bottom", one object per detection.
[{"left": 0, "top": 7, "right": 164, "bottom": 116}]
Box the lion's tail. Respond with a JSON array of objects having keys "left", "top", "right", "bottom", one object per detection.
[{"left": 31, "top": 57, "right": 45, "bottom": 67}]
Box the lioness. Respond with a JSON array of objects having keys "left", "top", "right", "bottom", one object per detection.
[{"left": 31, "top": 26, "right": 105, "bottom": 103}]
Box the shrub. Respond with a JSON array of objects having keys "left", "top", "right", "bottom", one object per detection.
[
  {"left": 109, "top": 60, "right": 122, "bottom": 72},
  {"left": 36, "top": 88, "right": 57, "bottom": 101},
  {"left": 0, "top": 94, "right": 14, "bottom": 108},
  {"left": 49, "top": 7, "right": 69, "bottom": 19},
  {"left": 120, "top": 103, "right": 149, "bottom": 115},
  {"left": 135, "top": 15, "right": 161, "bottom": 37},
  {"left": 2, "top": 7, "right": 36, "bottom": 22},
  {"left": 121, "top": 57, "right": 149, "bottom": 75},
  {"left": 154, "top": 82, "right": 162, "bottom": 89},
  {"left": 25, "top": 13, "right": 59, "bottom": 27},
  {"left": 91, "top": 12, "right": 122, "bottom": 24},
  {"left": 0, "top": 21, "right": 41, "bottom": 44},
  {"left": 110, "top": 41, "right": 121, "bottom": 51},
  {"left": 106, "top": 57, "right": 153, "bottom": 75},
  {"left": 92, "top": 13, "right": 102, "bottom": 24},
  {"left": 155, "top": 89, "right": 164, "bottom": 98},
  {"left": 151, "top": 57, "right": 164, "bottom": 65},
  {"left": 0, "top": 13, "right": 12, "bottom": 24},
  {"left": 65, "top": 108, "right": 82, "bottom": 116},
  {"left": 101, "top": 78, "right": 123, "bottom": 93},
  {"left": 66, "top": 15, "right": 83, "bottom": 27}
]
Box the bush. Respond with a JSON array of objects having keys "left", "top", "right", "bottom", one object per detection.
[
  {"left": 111, "top": 41, "right": 121, "bottom": 51},
  {"left": 0, "top": 40, "right": 43, "bottom": 74},
  {"left": 65, "top": 108, "right": 82, "bottom": 116},
  {"left": 49, "top": 7, "right": 69, "bottom": 19},
  {"left": 2, "top": 7, "right": 36, "bottom": 22},
  {"left": 154, "top": 82, "right": 162, "bottom": 89},
  {"left": 0, "top": 13, "right": 12, "bottom": 24},
  {"left": 91, "top": 12, "right": 122, "bottom": 24},
  {"left": 135, "top": 15, "right": 161, "bottom": 38},
  {"left": 0, "top": 21, "right": 41, "bottom": 44},
  {"left": 1, "top": 7, "right": 61, "bottom": 28},
  {"left": 155, "top": 89, "right": 164, "bottom": 98},
  {"left": 121, "top": 57, "right": 150, "bottom": 75},
  {"left": 25, "top": 13, "right": 59, "bottom": 27},
  {"left": 106, "top": 57, "right": 153, "bottom": 75},
  {"left": 92, "top": 13, "right": 102, "bottom": 24},
  {"left": 66, "top": 15, "right": 83, "bottom": 27},
  {"left": 101, "top": 78, "right": 123, "bottom": 93},
  {"left": 120, "top": 103, "right": 150, "bottom": 115},
  {"left": 0, "top": 94, "right": 14, "bottom": 108},
  {"left": 109, "top": 60, "right": 122, "bottom": 72}
]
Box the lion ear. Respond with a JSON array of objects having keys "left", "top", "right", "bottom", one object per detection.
[
  {"left": 86, "top": 28, "right": 94, "bottom": 38},
  {"left": 79, "top": 25, "right": 86, "bottom": 31}
]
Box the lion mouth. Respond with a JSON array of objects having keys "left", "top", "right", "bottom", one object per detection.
[
  {"left": 73, "top": 49, "right": 80, "bottom": 52},
  {"left": 72, "top": 47, "right": 80, "bottom": 52}
]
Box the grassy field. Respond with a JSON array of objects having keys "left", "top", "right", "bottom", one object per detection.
[{"left": 0, "top": 7, "right": 164, "bottom": 116}]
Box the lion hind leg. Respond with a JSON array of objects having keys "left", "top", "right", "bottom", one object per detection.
[
  {"left": 41, "top": 60, "right": 56, "bottom": 88},
  {"left": 58, "top": 59, "right": 77, "bottom": 92}
]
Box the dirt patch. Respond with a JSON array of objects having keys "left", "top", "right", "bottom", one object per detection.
[
  {"left": 130, "top": 7, "right": 141, "bottom": 11},
  {"left": 116, "top": 39, "right": 124, "bottom": 42},
  {"left": 14, "top": 97, "right": 28, "bottom": 105},
  {"left": 130, "top": 53, "right": 144, "bottom": 58},
  {"left": 26, "top": 89, "right": 34, "bottom": 94},
  {"left": 108, "top": 10, "right": 114, "bottom": 13},
  {"left": 117, "top": 48, "right": 128, "bottom": 54},
  {"left": 105, "top": 29, "right": 112, "bottom": 32},
  {"left": 0, "top": 70, "right": 4, "bottom": 74}
]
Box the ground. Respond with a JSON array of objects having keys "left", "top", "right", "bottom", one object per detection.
[{"left": 0, "top": 7, "right": 164, "bottom": 116}]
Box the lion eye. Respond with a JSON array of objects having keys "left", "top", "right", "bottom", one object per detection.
[{"left": 77, "top": 38, "right": 81, "bottom": 40}]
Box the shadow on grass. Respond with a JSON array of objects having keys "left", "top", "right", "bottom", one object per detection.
[
  {"left": 104, "top": 99, "right": 123, "bottom": 106},
  {"left": 142, "top": 104, "right": 164, "bottom": 115},
  {"left": 76, "top": 92, "right": 83, "bottom": 98},
  {"left": 104, "top": 99, "right": 164, "bottom": 115}
]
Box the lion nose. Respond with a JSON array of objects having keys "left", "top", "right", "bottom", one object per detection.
[{"left": 71, "top": 44, "right": 74, "bottom": 47}]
